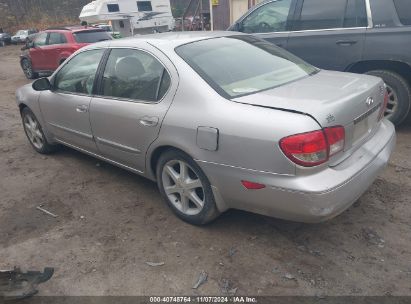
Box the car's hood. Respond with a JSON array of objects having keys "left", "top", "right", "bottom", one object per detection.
[{"left": 232, "top": 70, "right": 384, "bottom": 128}]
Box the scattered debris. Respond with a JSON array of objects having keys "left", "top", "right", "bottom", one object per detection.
[
  {"left": 297, "top": 245, "right": 307, "bottom": 252},
  {"left": 80, "top": 216, "right": 86, "bottom": 220},
  {"left": 36, "top": 206, "right": 58, "bottom": 218},
  {"left": 283, "top": 273, "right": 296, "bottom": 280},
  {"left": 228, "top": 247, "right": 237, "bottom": 257},
  {"left": 192, "top": 270, "right": 207, "bottom": 289},
  {"left": 362, "top": 228, "right": 385, "bottom": 246},
  {"left": 220, "top": 278, "right": 237, "bottom": 295},
  {"left": 145, "top": 262, "right": 165, "bottom": 267},
  {"left": 0, "top": 267, "right": 54, "bottom": 299}
]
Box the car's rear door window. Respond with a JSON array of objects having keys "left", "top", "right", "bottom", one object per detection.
[
  {"left": 48, "top": 33, "right": 67, "bottom": 45},
  {"left": 294, "top": 0, "right": 367, "bottom": 30},
  {"left": 393, "top": 0, "right": 411, "bottom": 25},
  {"left": 176, "top": 35, "right": 317, "bottom": 98},
  {"left": 73, "top": 31, "right": 112, "bottom": 43},
  {"left": 100, "top": 48, "right": 170, "bottom": 102},
  {"left": 54, "top": 49, "right": 105, "bottom": 95}
]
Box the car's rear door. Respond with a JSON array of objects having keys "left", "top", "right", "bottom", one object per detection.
[
  {"left": 46, "top": 32, "right": 69, "bottom": 70},
  {"left": 89, "top": 45, "right": 178, "bottom": 173},
  {"left": 39, "top": 49, "right": 105, "bottom": 152},
  {"left": 286, "top": 0, "right": 367, "bottom": 71},
  {"left": 235, "top": 0, "right": 297, "bottom": 48}
]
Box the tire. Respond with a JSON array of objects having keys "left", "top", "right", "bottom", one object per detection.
[
  {"left": 0, "top": 41, "right": 4, "bottom": 47},
  {"left": 21, "top": 58, "right": 38, "bottom": 79},
  {"left": 365, "top": 70, "right": 411, "bottom": 125},
  {"left": 156, "top": 149, "right": 220, "bottom": 225},
  {"left": 21, "top": 107, "right": 58, "bottom": 154}
]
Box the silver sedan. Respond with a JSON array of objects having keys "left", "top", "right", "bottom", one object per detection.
[{"left": 16, "top": 31, "right": 396, "bottom": 225}]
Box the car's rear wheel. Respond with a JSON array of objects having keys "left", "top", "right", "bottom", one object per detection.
[
  {"left": 0, "top": 41, "right": 5, "bottom": 47},
  {"left": 365, "top": 70, "right": 411, "bottom": 125},
  {"left": 21, "top": 59, "right": 38, "bottom": 79},
  {"left": 156, "top": 149, "right": 220, "bottom": 225},
  {"left": 21, "top": 107, "right": 58, "bottom": 154}
]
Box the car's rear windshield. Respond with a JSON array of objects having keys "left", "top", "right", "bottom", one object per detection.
[
  {"left": 175, "top": 35, "right": 318, "bottom": 98},
  {"left": 73, "top": 30, "right": 112, "bottom": 43}
]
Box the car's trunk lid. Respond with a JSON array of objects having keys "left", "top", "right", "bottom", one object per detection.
[{"left": 233, "top": 70, "right": 386, "bottom": 164}]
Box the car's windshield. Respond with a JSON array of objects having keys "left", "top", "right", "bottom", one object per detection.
[
  {"left": 176, "top": 35, "right": 318, "bottom": 98},
  {"left": 16, "top": 30, "right": 28, "bottom": 36},
  {"left": 99, "top": 25, "right": 112, "bottom": 32},
  {"left": 73, "top": 30, "right": 112, "bottom": 43}
]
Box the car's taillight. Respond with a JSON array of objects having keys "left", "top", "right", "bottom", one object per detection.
[
  {"left": 324, "top": 126, "right": 345, "bottom": 157},
  {"left": 279, "top": 126, "right": 345, "bottom": 167},
  {"left": 379, "top": 90, "right": 389, "bottom": 120}
]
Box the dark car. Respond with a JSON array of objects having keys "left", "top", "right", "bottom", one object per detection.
[
  {"left": 20, "top": 26, "right": 112, "bottom": 79},
  {"left": 230, "top": 0, "right": 411, "bottom": 125},
  {"left": 0, "top": 32, "right": 11, "bottom": 46}
]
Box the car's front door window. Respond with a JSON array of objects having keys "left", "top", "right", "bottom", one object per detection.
[
  {"left": 241, "top": 0, "right": 292, "bottom": 33},
  {"left": 54, "top": 49, "right": 104, "bottom": 95},
  {"left": 33, "top": 33, "right": 48, "bottom": 47}
]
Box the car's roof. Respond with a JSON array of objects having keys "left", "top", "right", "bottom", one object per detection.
[
  {"left": 45, "top": 26, "right": 105, "bottom": 33},
  {"left": 88, "top": 31, "right": 244, "bottom": 51}
]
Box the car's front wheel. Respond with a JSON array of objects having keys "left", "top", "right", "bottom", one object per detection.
[
  {"left": 21, "top": 107, "right": 58, "bottom": 154},
  {"left": 21, "top": 59, "right": 38, "bottom": 79},
  {"left": 156, "top": 149, "right": 220, "bottom": 225},
  {"left": 366, "top": 70, "right": 411, "bottom": 125}
]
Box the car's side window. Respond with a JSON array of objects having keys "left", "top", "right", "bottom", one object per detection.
[
  {"left": 101, "top": 48, "right": 171, "bottom": 102},
  {"left": 294, "top": 0, "right": 367, "bottom": 31},
  {"left": 241, "top": 0, "right": 292, "bottom": 33},
  {"left": 393, "top": 0, "right": 411, "bottom": 25},
  {"left": 48, "top": 33, "right": 67, "bottom": 45},
  {"left": 54, "top": 49, "right": 104, "bottom": 95},
  {"left": 344, "top": 0, "right": 367, "bottom": 28},
  {"left": 33, "top": 33, "right": 48, "bottom": 47}
]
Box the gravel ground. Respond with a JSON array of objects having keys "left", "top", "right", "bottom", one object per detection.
[{"left": 0, "top": 45, "right": 411, "bottom": 296}]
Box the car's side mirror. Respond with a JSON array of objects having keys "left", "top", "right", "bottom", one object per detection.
[{"left": 32, "top": 78, "right": 52, "bottom": 91}]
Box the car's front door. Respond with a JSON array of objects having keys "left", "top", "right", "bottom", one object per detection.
[
  {"left": 39, "top": 49, "right": 105, "bottom": 152},
  {"left": 30, "top": 32, "right": 48, "bottom": 71},
  {"left": 89, "top": 46, "right": 177, "bottom": 173},
  {"left": 286, "top": 0, "right": 367, "bottom": 71},
  {"left": 236, "top": 0, "right": 297, "bottom": 48}
]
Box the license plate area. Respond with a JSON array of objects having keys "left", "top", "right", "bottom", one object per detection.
[{"left": 352, "top": 104, "right": 381, "bottom": 145}]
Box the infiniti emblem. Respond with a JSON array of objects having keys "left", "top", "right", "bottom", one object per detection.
[{"left": 366, "top": 97, "right": 374, "bottom": 107}]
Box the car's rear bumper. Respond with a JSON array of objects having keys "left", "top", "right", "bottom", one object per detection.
[{"left": 198, "top": 119, "right": 396, "bottom": 222}]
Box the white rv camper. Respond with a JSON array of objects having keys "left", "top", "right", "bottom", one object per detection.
[{"left": 79, "top": 0, "right": 175, "bottom": 37}]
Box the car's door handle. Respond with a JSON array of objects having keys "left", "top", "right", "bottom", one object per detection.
[
  {"left": 76, "top": 105, "right": 89, "bottom": 113},
  {"left": 139, "top": 116, "right": 159, "bottom": 127},
  {"left": 336, "top": 40, "right": 358, "bottom": 46}
]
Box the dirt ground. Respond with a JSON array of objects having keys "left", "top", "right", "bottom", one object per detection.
[{"left": 0, "top": 45, "right": 410, "bottom": 296}]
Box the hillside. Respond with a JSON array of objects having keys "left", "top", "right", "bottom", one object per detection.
[{"left": 0, "top": 0, "right": 90, "bottom": 33}]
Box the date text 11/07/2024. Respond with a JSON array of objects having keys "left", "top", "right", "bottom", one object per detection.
[{"left": 149, "top": 296, "right": 258, "bottom": 303}]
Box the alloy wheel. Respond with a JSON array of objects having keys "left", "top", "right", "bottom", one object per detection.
[
  {"left": 22, "top": 60, "right": 33, "bottom": 78},
  {"left": 23, "top": 113, "right": 44, "bottom": 150},
  {"left": 161, "top": 160, "right": 205, "bottom": 216},
  {"left": 384, "top": 85, "right": 399, "bottom": 120}
]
